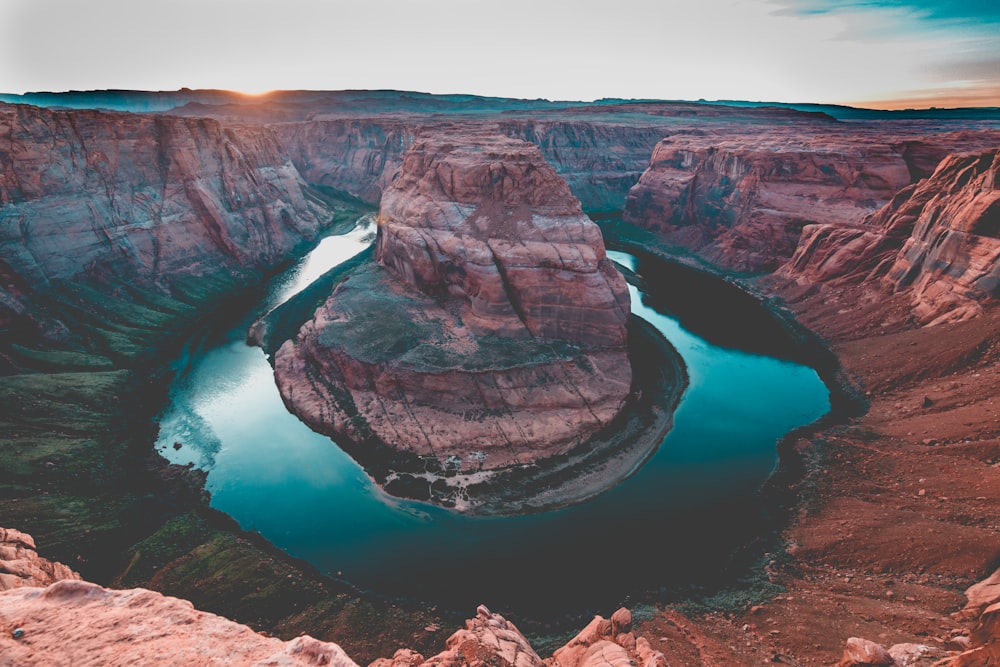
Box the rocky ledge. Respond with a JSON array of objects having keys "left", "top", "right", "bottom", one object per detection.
[
  {"left": 1, "top": 528, "right": 666, "bottom": 667},
  {"left": 0, "top": 527, "right": 80, "bottom": 591},
  {"left": 272, "top": 135, "right": 643, "bottom": 508}
]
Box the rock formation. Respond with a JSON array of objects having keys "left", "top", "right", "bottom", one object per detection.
[
  {"left": 0, "top": 527, "right": 80, "bottom": 591},
  {"left": 783, "top": 148, "right": 1000, "bottom": 325},
  {"left": 0, "top": 528, "right": 668, "bottom": 667},
  {"left": 5, "top": 91, "right": 1000, "bottom": 667},
  {"left": 0, "top": 579, "right": 359, "bottom": 667},
  {"left": 621, "top": 130, "right": 1000, "bottom": 274},
  {"left": 273, "top": 135, "right": 631, "bottom": 485},
  {"left": 549, "top": 607, "right": 666, "bottom": 667},
  {"left": 621, "top": 132, "right": 920, "bottom": 272},
  {"left": 834, "top": 564, "right": 1000, "bottom": 666}
]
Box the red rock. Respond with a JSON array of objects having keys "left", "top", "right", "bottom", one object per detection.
[
  {"left": 887, "top": 642, "right": 942, "bottom": 666},
  {"left": 376, "top": 135, "right": 630, "bottom": 347},
  {"left": 550, "top": 609, "right": 665, "bottom": 667},
  {"left": 622, "top": 132, "right": 919, "bottom": 273},
  {"left": 369, "top": 648, "right": 426, "bottom": 667},
  {"left": 837, "top": 637, "right": 894, "bottom": 666},
  {"left": 783, "top": 148, "right": 1000, "bottom": 326},
  {"left": 610, "top": 607, "right": 632, "bottom": 636},
  {"left": 0, "top": 579, "right": 358, "bottom": 667},
  {"left": 961, "top": 566, "right": 1000, "bottom": 619},
  {"left": 418, "top": 604, "right": 543, "bottom": 667},
  {"left": 0, "top": 102, "right": 331, "bottom": 289},
  {"left": 883, "top": 150, "right": 1000, "bottom": 325},
  {"left": 0, "top": 527, "right": 80, "bottom": 591},
  {"left": 274, "top": 136, "right": 632, "bottom": 480}
]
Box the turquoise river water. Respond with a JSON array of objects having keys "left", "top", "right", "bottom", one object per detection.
[{"left": 156, "top": 218, "right": 830, "bottom": 622}]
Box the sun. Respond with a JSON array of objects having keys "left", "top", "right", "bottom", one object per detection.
[{"left": 228, "top": 87, "right": 276, "bottom": 98}]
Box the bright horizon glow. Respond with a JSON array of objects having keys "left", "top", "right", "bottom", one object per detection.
[{"left": 1, "top": 0, "right": 997, "bottom": 110}]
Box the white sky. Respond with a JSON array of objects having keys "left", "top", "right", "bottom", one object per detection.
[{"left": 1, "top": 0, "right": 997, "bottom": 108}]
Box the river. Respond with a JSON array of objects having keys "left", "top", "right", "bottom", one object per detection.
[{"left": 155, "top": 217, "right": 829, "bottom": 622}]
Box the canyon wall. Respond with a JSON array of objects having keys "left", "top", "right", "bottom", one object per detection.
[
  {"left": 0, "top": 103, "right": 335, "bottom": 290},
  {"left": 272, "top": 118, "right": 415, "bottom": 204},
  {"left": 621, "top": 131, "right": 942, "bottom": 272},
  {"left": 271, "top": 116, "right": 668, "bottom": 214},
  {"left": 783, "top": 148, "right": 1000, "bottom": 325},
  {"left": 620, "top": 128, "right": 1000, "bottom": 274},
  {"left": 498, "top": 119, "right": 669, "bottom": 213}
]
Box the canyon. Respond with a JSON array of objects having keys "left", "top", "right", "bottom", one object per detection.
[{"left": 1, "top": 89, "right": 999, "bottom": 665}]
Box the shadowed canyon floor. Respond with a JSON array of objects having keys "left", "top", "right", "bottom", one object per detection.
[{"left": 1, "top": 90, "right": 1000, "bottom": 665}]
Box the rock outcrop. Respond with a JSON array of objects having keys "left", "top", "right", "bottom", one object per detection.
[
  {"left": 0, "top": 579, "right": 359, "bottom": 667},
  {"left": 371, "top": 606, "right": 666, "bottom": 667},
  {"left": 375, "top": 136, "right": 630, "bottom": 346},
  {"left": 783, "top": 148, "right": 1000, "bottom": 325},
  {"left": 273, "top": 135, "right": 631, "bottom": 490},
  {"left": 550, "top": 607, "right": 666, "bottom": 667},
  {"left": 0, "top": 528, "right": 668, "bottom": 667},
  {"left": 834, "top": 565, "right": 1000, "bottom": 666},
  {"left": 0, "top": 527, "right": 80, "bottom": 591}
]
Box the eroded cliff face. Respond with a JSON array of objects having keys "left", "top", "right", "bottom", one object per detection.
[
  {"left": 0, "top": 103, "right": 332, "bottom": 290},
  {"left": 621, "top": 132, "right": 928, "bottom": 273},
  {"left": 498, "top": 119, "right": 669, "bottom": 214},
  {"left": 274, "top": 136, "right": 632, "bottom": 489},
  {"left": 376, "top": 136, "right": 630, "bottom": 346},
  {"left": 272, "top": 118, "right": 415, "bottom": 204},
  {"left": 784, "top": 148, "right": 1000, "bottom": 325},
  {"left": 270, "top": 116, "right": 669, "bottom": 214}
]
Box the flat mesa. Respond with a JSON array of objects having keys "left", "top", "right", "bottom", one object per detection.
[{"left": 271, "top": 135, "right": 641, "bottom": 509}]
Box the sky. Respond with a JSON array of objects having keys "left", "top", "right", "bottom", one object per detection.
[{"left": 1, "top": 0, "right": 997, "bottom": 109}]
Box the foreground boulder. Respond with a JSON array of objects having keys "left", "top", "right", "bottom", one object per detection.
[
  {"left": 550, "top": 607, "right": 666, "bottom": 667},
  {"left": 274, "top": 136, "right": 632, "bottom": 491}
]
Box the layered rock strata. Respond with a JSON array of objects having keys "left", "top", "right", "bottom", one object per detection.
[
  {"left": 0, "top": 102, "right": 332, "bottom": 289},
  {"left": 621, "top": 131, "right": 999, "bottom": 273},
  {"left": 274, "top": 136, "right": 631, "bottom": 479},
  {"left": 784, "top": 148, "right": 1000, "bottom": 325}
]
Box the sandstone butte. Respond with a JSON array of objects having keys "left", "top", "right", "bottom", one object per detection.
[{"left": 273, "top": 135, "right": 632, "bottom": 475}]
